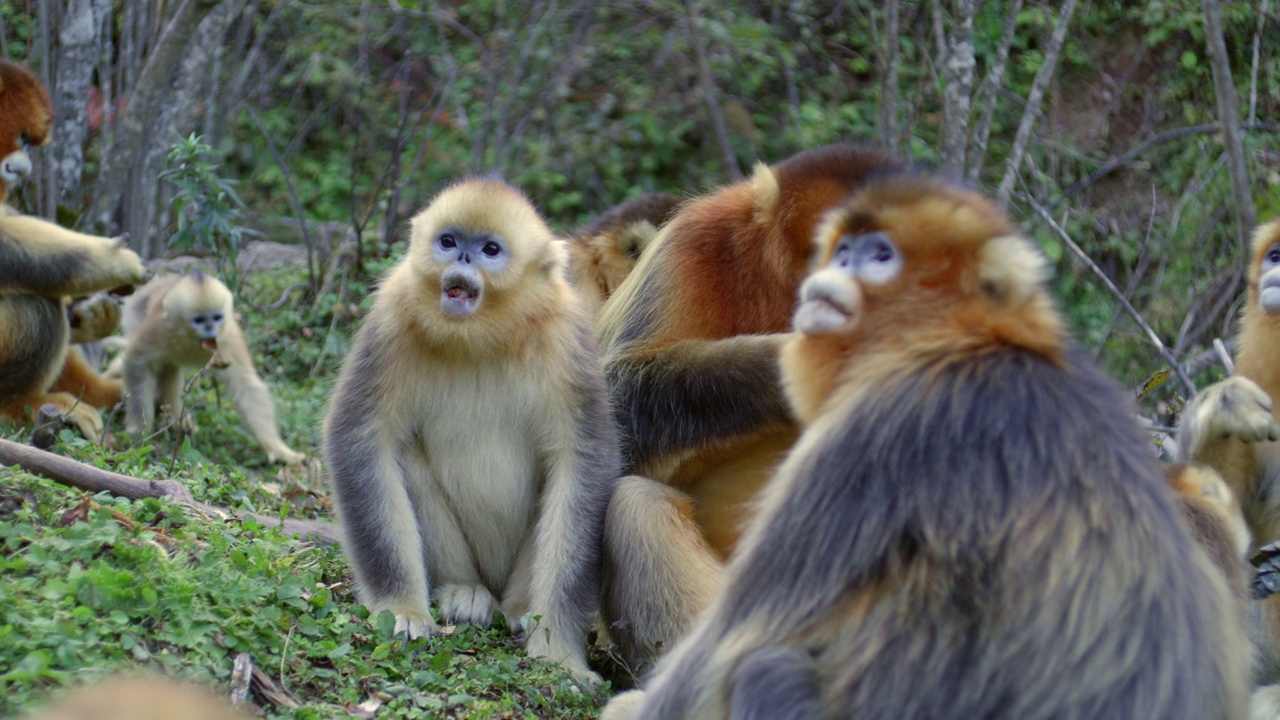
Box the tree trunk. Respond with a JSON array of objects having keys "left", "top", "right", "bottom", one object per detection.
[
  {"left": 878, "top": 0, "right": 901, "bottom": 155},
  {"left": 966, "top": 0, "right": 1023, "bottom": 183},
  {"left": 85, "top": 0, "right": 220, "bottom": 253},
  {"left": 996, "top": 0, "right": 1078, "bottom": 209},
  {"left": 938, "top": 0, "right": 976, "bottom": 177},
  {"left": 51, "top": 0, "right": 112, "bottom": 207},
  {"left": 136, "top": 0, "right": 247, "bottom": 259},
  {"left": 685, "top": 0, "right": 741, "bottom": 180},
  {"left": 1202, "top": 0, "right": 1257, "bottom": 253}
]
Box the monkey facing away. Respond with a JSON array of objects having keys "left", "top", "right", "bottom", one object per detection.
[
  {"left": 0, "top": 61, "right": 148, "bottom": 441},
  {"left": 596, "top": 145, "right": 905, "bottom": 670},
  {"left": 323, "top": 178, "right": 619, "bottom": 683},
  {"left": 603, "top": 174, "right": 1248, "bottom": 720},
  {"left": 113, "top": 272, "right": 304, "bottom": 465},
  {"left": 563, "top": 192, "right": 681, "bottom": 316}
]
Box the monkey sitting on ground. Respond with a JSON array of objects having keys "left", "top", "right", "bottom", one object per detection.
[
  {"left": 0, "top": 61, "right": 148, "bottom": 441},
  {"left": 602, "top": 174, "right": 1247, "bottom": 719},
  {"left": 596, "top": 145, "right": 905, "bottom": 671},
  {"left": 1178, "top": 218, "right": 1280, "bottom": 713},
  {"left": 563, "top": 192, "right": 681, "bottom": 316},
  {"left": 323, "top": 178, "right": 619, "bottom": 683},
  {"left": 111, "top": 272, "right": 304, "bottom": 465}
]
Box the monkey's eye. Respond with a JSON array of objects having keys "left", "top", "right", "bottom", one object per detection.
[
  {"left": 481, "top": 241, "right": 502, "bottom": 258},
  {"left": 210, "top": 313, "right": 224, "bottom": 323},
  {"left": 439, "top": 233, "right": 458, "bottom": 250},
  {"left": 851, "top": 232, "right": 901, "bottom": 285},
  {"left": 191, "top": 314, "right": 207, "bottom": 324},
  {"left": 1267, "top": 246, "right": 1280, "bottom": 266}
]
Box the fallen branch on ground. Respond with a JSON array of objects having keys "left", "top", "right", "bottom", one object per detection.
[{"left": 0, "top": 437, "right": 339, "bottom": 546}]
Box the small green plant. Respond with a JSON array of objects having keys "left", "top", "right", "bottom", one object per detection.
[{"left": 161, "top": 134, "right": 249, "bottom": 290}]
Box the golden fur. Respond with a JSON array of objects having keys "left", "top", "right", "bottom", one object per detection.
[
  {"left": 110, "top": 272, "right": 303, "bottom": 464},
  {"left": 1179, "top": 218, "right": 1280, "bottom": 704},
  {"left": 596, "top": 146, "right": 907, "bottom": 672},
  {"left": 604, "top": 175, "right": 1247, "bottom": 720},
  {"left": 564, "top": 192, "right": 680, "bottom": 316},
  {"left": 323, "top": 178, "right": 619, "bottom": 683},
  {"left": 0, "top": 61, "right": 146, "bottom": 442}
]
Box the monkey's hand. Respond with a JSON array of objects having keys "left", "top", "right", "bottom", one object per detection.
[
  {"left": 67, "top": 293, "right": 123, "bottom": 344},
  {"left": 392, "top": 609, "right": 441, "bottom": 641},
  {"left": 89, "top": 236, "right": 150, "bottom": 294},
  {"left": 266, "top": 444, "right": 306, "bottom": 466},
  {"left": 1184, "top": 376, "right": 1280, "bottom": 447},
  {"left": 64, "top": 403, "right": 105, "bottom": 444}
]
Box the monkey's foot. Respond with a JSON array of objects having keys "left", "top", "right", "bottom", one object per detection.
[
  {"left": 392, "top": 609, "right": 441, "bottom": 640},
  {"left": 525, "top": 627, "right": 601, "bottom": 687},
  {"left": 599, "top": 690, "right": 646, "bottom": 719},
  {"left": 67, "top": 293, "right": 122, "bottom": 344},
  {"left": 437, "top": 584, "right": 497, "bottom": 627}
]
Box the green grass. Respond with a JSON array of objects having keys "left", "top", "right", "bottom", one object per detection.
[{"left": 0, "top": 263, "right": 616, "bottom": 718}]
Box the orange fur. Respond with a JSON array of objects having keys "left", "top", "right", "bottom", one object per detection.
[
  {"left": 565, "top": 192, "right": 681, "bottom": 316},
  {"left": 0, "top": 62, "right": 143, "bottom": 443},
  {"left": 598, "top": 146, "right": 904, "bottom": 671}
]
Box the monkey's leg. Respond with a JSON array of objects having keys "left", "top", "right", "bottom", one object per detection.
[
  {"left": 521, "top": 402, "right": 617, "bottom": 685},
  {"left": 0, "top": 392, "right": 104, "bottom": 443},
  {"left": 603, "top": 475, "right": 723, "bottom": 674},
  {"left": 727, "top": 646, "right": 825, "bottom": 720},
  {"left": 49, "top": 346, "right": 123, "bottom": 408},
  {"left": 154, "top": 364, "right": 190, "bottom": 433},
  {"left": 123, "top": 357, "right": 157, "bottom": 436}
]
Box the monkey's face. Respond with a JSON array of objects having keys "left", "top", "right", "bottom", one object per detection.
[
  {"left": 794, "top": 231, "right": 900, "bottom": 337},
  {"left": 0, "top": 62, "right": 51, "bottom": 202},
  {"left": 188, "top": 308, "right": 226, "bottom": 348},
  {"left": 431, "top": 228, "right": 509, "bottom": 318},
  {"left": 1253, "top": 225, "right": 1280, "bottom": 314},
  {"left": 0, "top": 137, "right": 33, "bottom": 190}
]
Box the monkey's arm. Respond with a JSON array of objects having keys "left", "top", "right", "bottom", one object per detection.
[
  {"left": 218, "top": 323, "right": 305, "bottom": 464},
  {"left": 0, "top": 215, "right": 147, "bottom": 297},
  {"left": 526, "top": 332, "right": 620, "bottom": 683},
  {"left": 324, "top": 329, "right": 438, "bottom": 639},
  {"left": 607, "top": 334, "right": 792, "bottom": 469}
]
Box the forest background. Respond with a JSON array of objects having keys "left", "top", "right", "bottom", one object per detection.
[{"left": 0, "top": 0, "right": 1278, "bottom": 718}]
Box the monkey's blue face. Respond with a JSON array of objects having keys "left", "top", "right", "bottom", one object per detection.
[
  {"left": 432, "top": 228, "right": 510, "bottom": 318},
  {"left": 189, "top": 310, "right": 225, "bottom": 343},
  {"left": 795, "top": 231, "right": 902, "bottom": 336},
  {"left": 1260, "top": 243, "right": 1280, "bottom": 313}
]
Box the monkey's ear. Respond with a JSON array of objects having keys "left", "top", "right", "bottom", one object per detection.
[
  {"left": 978, "top": 235, "right": 1047, "bottom": 307},
  {"left": 750, "top": 162, "right": 780, "bottom": 225}
]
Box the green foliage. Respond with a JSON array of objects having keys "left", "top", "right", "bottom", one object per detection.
[
  {"left": 161, "top": 134, "right": 250, "bottom": 291},
  {"left": 0, "top": 265, "right": 609, "bottom": 718}
]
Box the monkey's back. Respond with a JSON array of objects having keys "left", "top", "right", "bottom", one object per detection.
[{"left": 644, "top": 344, "right": 1246, "bottom": 720}]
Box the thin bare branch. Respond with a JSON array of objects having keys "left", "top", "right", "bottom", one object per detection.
[{"left": 1023, "top": 194, "right": 1197, "bottom": 395}]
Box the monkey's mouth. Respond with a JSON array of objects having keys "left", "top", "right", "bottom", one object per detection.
[
  {"left": 441, "top": 278, "right": 482, "bottom": 317},
  {"left": 794, "top": 284, "right": 858, "bottom": 336},
  {"left": 1262, "top": 278, "right": 1280, "bottom": 313},
  {"left": 200, "top": 338, "right": 218, "bottom": 352}
]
